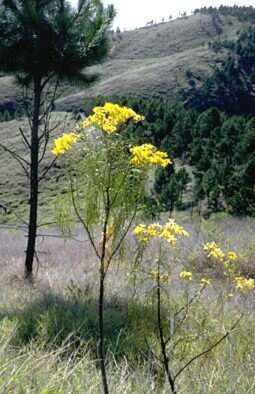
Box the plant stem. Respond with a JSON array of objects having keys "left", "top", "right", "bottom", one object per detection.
[
  {"left": 156, "top": 260, "right": 177, "bottom": 394},
  {"left": 98, "top": 177, "right": 111, "bottom": 394},
  {"left": 98, "top": 265, "right": 109, "bottom": 394}
]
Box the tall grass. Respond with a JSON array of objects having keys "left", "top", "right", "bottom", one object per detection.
[
  {"left": 0, "top": 291, "right": 255, "bottom": 393},
  {"left": 1, "top": 214, "right": 255, "bottom": 392}
]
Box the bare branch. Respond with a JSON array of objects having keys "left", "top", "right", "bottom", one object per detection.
[
  {"left": 169, "top": 287, "right": 206, "bottom": 339},
  {"left": 70, "top": 175, "right": 100, "bottom": 259},
  {"left": 18, "top": 127, "right": 31, "bottom": 149},
  {"left": 173, "top": 315, "right": 243, "bottom": 383},
  {"left": 40, "top": 72, "right": 56, "bottom": 92},
  {"left": 0, "top": 143, "right": 29, "bottom": 177},
  {"left": 39, "top": 157, "right": 57, "bottom": 183},
  {"left": 106, "top": 205, "right": 138, "bottom": 267}
]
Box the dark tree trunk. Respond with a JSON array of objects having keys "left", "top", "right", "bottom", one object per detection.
[{"left": 24, "top": 76, "right": 41, "bottom": 279}]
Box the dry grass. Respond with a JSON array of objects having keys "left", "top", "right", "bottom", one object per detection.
[
  {"left": 1, "top": 213, "right": 255, "bottom": 309},
  {"left": 56, "top": 14, "right": 248, "bottom": 110},
  {"left": 1, "top": 214, "right": 255, "bottom": 392}
]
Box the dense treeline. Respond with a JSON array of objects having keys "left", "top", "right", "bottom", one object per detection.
[
  {"left": 183, "top": 25, "right": 255, "bottom": 115},
  {"left": 84, "top": 96, "right": 255, "bottom": 216},
  {"left": 71, "top": 7, "right": 255, "bottom": 217},
  {"left": 194, "top": 5, "right": 255, "bottom": 22}
]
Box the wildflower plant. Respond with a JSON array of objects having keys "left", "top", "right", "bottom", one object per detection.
[
  {"left": 203, "top": 241, "right": 255, "bottom": 292},
  {"left": 51, "top": 133, "right": 80, "bottom": 156},
  {"left": 132, "top": 220, "right": 244, "bottom": 394},
  {"left": 52, "top": 102, "right": 250, "bottom": 394},
  {"left": 52, "top": 102, "right": 171, "bottom": 394}
]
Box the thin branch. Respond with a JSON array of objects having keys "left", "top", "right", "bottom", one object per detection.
[
  {"left": 156, "top": 258, "right": 177, "bottom": 394},
  {"left": 71, "top": 1, "right": 91, "bottom": 26},
  {"left": 0, "top": 143, "right": 29, "bottom": 165},
  {"left": 168, "top": 287, "right": 206, "bottom": 340},
  {"left": 70, "top": 176, "right": 100, "bottom": 259},
  {"left": 0, "top": 143, "right": 29, "bottom": 177},
  {"left": 173, "top": 315, "right": 242, "bottom": 383},
  {"left": 38, "top": 120, "right": 61, "bottom": 163},
  {"left": 174, "top": 288, "right": 204, "bottom": 320},
  {"left": 100, "top": 185, "right": 111, "bottom": 272},
  {"left": 18, "top": 127, "right": 31, "bottom": 149},
  {"left": 37, "top": 222, "right": 56, "bottom": 228},
  {"left": 24, "top": 232, "right": 90, "bottom": 243},
  {"left": 39, "top": 157, "right": 57, "bottom": 183},
  {"left": 40, "top": 72, "right": 56, "bottom": 92},
  {"left": 106, "top": 205, "right": 138, "bottom": 267},
  {"left": 0, "top": 202, "right": 29, "bottom": 226},
  {"left": 39, "top": 77, "right": 59, "bottom": 124}
]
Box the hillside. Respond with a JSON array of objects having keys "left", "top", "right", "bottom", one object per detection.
[
  {"left": 0, "top": 13, "right": 250, "bottom": 113},
  {"left": 0, "top": 11, "right": 254, "bottom": 222},
  {"left": 56, "top": 13, "right": 248, "bottom": 111}
]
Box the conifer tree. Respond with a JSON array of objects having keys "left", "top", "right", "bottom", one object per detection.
[{"left": 0, "top": 0, "right": 115, "bottom": 279}]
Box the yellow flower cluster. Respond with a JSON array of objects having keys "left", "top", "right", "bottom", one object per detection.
[
  {"left": 180, "top": 271, "right": 192, "bottom": 281},
  {"left": 81, "top": 102, "right": 144, "bottom": 134},
  {"left": 203, "top": 242, "right": 225, "bottom": 261},
  {"left": 129, "top": 144, "right": 172, "bottom": 168},
  {"left": 149, "top": 270, "right": 170, "bottom": 284},
  {"left": 163, "top": 219, "right": 189, "bottom": 237},
  {"left": 52, "top": 133, "right": 79, "bottom": 156},
  {"left": 234, "top": 276, "right": 255, "bottom": 291},
  {"left": 200, "top": 278, "right": 211, "bottom": 286},
  {"left": 133, "top": 219, "right": 189, "bottom": 247},
  {"left": 227, "top": 251, "right": 238, "bottom": 261}
]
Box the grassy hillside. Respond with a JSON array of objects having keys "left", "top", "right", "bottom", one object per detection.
[
  {"left": 56, "top": 14, "right": 248, "bottom": 110},
  {"left": 0, "top": 14, "right": 250, "bottom": 112}
]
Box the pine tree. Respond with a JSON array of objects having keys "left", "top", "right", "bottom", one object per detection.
[{"left": 0, "top": 0, "right": 115, "bottom": 279}]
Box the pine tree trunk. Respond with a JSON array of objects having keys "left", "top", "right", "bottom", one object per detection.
[{"left": 24, "top": 76, "right": 41, "bottom": 280}]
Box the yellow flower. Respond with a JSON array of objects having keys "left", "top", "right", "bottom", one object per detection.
[
  {"left": 159, "top": 228, "right": 177, "bottom": 247},
  {"left": 133, "top": 219, "right": 188, "bottom": 247},
  {"left": 164, "top": 219, "right": 189, "bottom": 237},
  {"left": 234, "top": 276, "right": 255, "bottom": 291},
  {"left": 203, "top": 242, "right": 225, "bottom": 261},
  {"left": 52, "top": 132, "right": 79, "bottom": 156},
  {"left": 149, "top": 270, "right": 170, "bottom": 284},
  {"left": 227, "top": 251, "right": 238, "bottom": 261},
  {"left": 180, "top": 271, "right": 192, "bottom": 281},
  {"left": 133, "top": 223, "right": 160, "bottom": 243},
  {"left": 200, "top": 278, "right": 211, "bottom": 286},
  {"left": 129, "top": 144, "right": 172, "bottom": 168},
  {"left": 81, "top": 102, "right": 144, "bottom": 134}
]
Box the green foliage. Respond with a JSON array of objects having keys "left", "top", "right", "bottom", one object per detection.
[
  {"left": 57, "top": 132, "right": 146, "bottom": 238},
  {"left": 183, "top": 23, "right": 255, "bottom": 115},
  {"left": 0, "top": 0, "right": 115, "bottom": 82},
  {"left": 194, "top": 5, "right": 255, "bottom": 22},
  {"left": 153, "top": 165, "right": 190, "bottom": 214},
  {"left": 83, "top": 96, "right": 255, "bottom": 216}
]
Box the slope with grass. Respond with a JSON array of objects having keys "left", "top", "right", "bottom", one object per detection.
[
  {"left": 0, "top": 14, "right": 250, "bottom": 112},
  {"left": 56, "top": 14, "right": 248, "bottom": 110}
]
